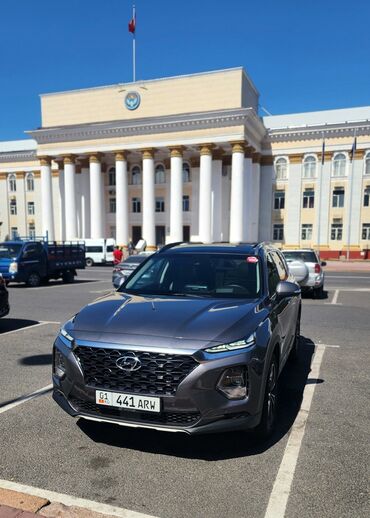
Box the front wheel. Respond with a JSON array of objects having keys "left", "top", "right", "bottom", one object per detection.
[
  {"left": 27, "top": 272, "right": 41, "bottom": 287},
  {"left": 255, "top": 354, "right": 279, "bottom": 439}
]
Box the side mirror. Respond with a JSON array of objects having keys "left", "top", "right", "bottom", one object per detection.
[
  {"left": 321, "top": 261, "right": 327, "bottom": 267},
  {"left": 276, "top": 281, "right": 301, "bottom": 300},
  {"left": 116, "top": 277, "right": 125, "bottom": 291}
]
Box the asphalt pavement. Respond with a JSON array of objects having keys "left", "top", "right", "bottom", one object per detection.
[{"left": 0, "top": 267, "right": 369, "bottom": 518}]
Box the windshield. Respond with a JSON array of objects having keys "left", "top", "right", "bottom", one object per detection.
[
  {"left": 122, "top": 253, "right": 261, "bottom": 298},
  {"left": 283, "top": 251, "right": 317, "bottom": 263},
  {"left": 0, "top": 243, "right": 22, "bottom": 259}
]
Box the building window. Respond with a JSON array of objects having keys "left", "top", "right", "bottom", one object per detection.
[
  {"left": 28, "top": 223, "right": 35, "bottom": 239},
  {"left": 26, "top": 172, "right": 34, "bottom": 191},
  {"left": 333, "top": 153, "right": 346, "bottom": 177},
  {"left": 155, "top": 197, "right": 165, "bottom": 212},
  {"left": 11, "top": 227, "right": 18, "bottom": 239},
  {"left": 331, "top": 223, "right": 343, "bottom": 240},
  {"left": 131, "top": 166, "right": 141, "bottom": 185},
  {"left": 183, "top": 195, "right": 190, "bottom": 212},
  {"left": 155, "top": 164, "right": 166, "bottom": 184},
  {"left": 183, "top": 163, "right": 191, "bottom": 183},
  {"left": 109, "top": 197, "right": 116, "bottom": 213},
  {"left": 366, "top": 153, "right": 370, "bottom": 175},
  {"left": 275, "top": 158, "right": 288, "bottom": 180},
  {"left": 274, "top": 191, "right": 285, "bottom": 209},
  {"left": 364, "top": 187, "right": 370, "bottom": 207},
  {"left": 303, "top": 156, "right": 317, "bottom": 178},
  {"left": 10, "top": 199, "right": 17, "bottom": 215},
  {"left": 362, "top": 223, "right": 370, "bottom": 240},
  {"left": 8, "top": 174, "right": 16, "bottom": 192},
  {"left": 27, "top": 201, "right": 35, "bottom": 215},
  {"left": 332, "top": 188, "right": 345, "bottom": 208},
  {"left": 108, "top": 167, "right": 116, "bottom": 186},
  {"left": 132, "top": 197, "right": 141, "bottom": 213},
  {"left": 273, "top": 224, "right": 284, "bottom": 241},
  {"left": 301, "top": 224, "right": 313, "bottom": 240},
  {"left": 303, "top": 189, "right": 315, "bottom": 208}
]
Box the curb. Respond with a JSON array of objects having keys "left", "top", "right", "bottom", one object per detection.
[{"left": 0, "top": 485, "right": 156, "bottom": 518}]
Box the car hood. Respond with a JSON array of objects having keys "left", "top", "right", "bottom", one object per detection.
[{"left": 72, "top": 292, "right": 265, "bottom": 349}]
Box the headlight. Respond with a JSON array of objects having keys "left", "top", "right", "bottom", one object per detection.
[
  {"left": 59, "top": 323, "right": 74, "bottom": 347},
  {"left": 9, "top": 262, "right": 18, "bottom": 274},
  {"left": 205, "top": 333, "right": 255, "bottom": 354}
]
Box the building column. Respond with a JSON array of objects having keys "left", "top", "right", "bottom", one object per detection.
[
  {"left": 115, "top": 151, "right": 129, "bottom": 247},
  {"left": 251, "top": 154, "right": 261, "bottom": 242},
  {"left": 170, "top": 146, "right": 183, "bottom": 242},
  {"left": 142, "top": 148, "right": 156, "bottom": 250},
  {"left": 80, "top": 161, "right": 90, "bottom": 238},
  {"left": 198, "top": 144, "right": 213, "bottom": 243},
  {"left": 229, "top": 142, "right": 246, "bottom": 243},
  {"left": 63, "top": 155, "right": 78, "bottom": 240},
  {"left": 40, "top": 156, "right": 55, "bottom": 240},
  {"left": 89, "top": 153, "right": 105, "bottom": 239}
]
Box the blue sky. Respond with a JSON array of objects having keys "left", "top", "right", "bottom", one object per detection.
[{"left": 1, "top": 0, "right": 369, "bottom": 140}]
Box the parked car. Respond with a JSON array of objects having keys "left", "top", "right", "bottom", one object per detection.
[
  {"left": 53, "top": 242, "right": 301, "bottom": 437},
  {"left": 84, "top": 238, "right": 115, "bottom": 267},
  {"left": 112, "top": 255, "right": 148, "bottom": 289},
  {"left": 0, "top": 274, "right": 9, "bottom": 318},
  {"left": 0, "top": 239, "right": 85, "bottom": 287},
  {"left": 281, "top": 249, "right": 326, "bottom": 298}
]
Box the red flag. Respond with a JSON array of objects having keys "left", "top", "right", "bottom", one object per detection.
[{"left": 128, "top": 12, "right": 136, "bottom": 34}]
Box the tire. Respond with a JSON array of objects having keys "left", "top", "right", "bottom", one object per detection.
[
  {"left": 85, "top": 258, "right": 94, "bottom": 267},
  {"left": 255, "top": 354, "right": 279, "bottom": 439},
  {"left": 62, "top": 271, "right": 75, "bottom": 283},
  {"left": 27, "top": 272, "right": 41, "bottom": 287},
  {"left": 289, "top": 315, "right": 301, "bottom": 362},
  {"left": 313, "top": 286, "right": 324, "bottom": 299}
]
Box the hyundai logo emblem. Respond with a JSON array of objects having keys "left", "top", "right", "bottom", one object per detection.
[{"left": 116, "top": 353, "right": 141, "bottom": 372}]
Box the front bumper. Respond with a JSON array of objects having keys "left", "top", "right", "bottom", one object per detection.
[{"left": 52, "top": 337, "right": 265, "bottom": 435}]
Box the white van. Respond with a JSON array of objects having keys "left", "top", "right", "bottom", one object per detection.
[{"left": 83, "top": 238, "right": 116, "bottom": 266}]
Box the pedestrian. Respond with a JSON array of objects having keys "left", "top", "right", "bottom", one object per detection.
[
  {"left": 128, "top": 240, "right": 134, "bottom": 256},
  {"left": 113, "top": 246, "right": 123, "bottom": 265}
]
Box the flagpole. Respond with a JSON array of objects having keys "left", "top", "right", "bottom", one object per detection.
[
  {"left": 316, "top": 133, "right": 325, "bottom": 253},
  {"left": 132, "top": 5, "right": 136, "bottom": 82},
  {"left": 346, "top": 128, "right": 357, "bottom": 261}
]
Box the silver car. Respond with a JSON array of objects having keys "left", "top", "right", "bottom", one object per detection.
[{"left": 282, "top": 249, "right": 326, "bottom": 298}]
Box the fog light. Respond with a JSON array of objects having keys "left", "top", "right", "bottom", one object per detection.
[
  {"left": 217, "top": 366, "right": 247, "bottom": 400},
  {"left": 54, "top": 348, "right": 66, "bottom": 378}
]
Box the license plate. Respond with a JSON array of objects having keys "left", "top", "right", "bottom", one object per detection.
[{"left": 95, "top": 390, "right": 160, "bottom": 413}]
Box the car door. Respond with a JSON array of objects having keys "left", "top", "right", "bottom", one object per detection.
[
  {"left": 267, "top": 252, "right": 292, "bottom": 365},
  {"left": 20, "top": 243, "right": 44, "bottom": 279}
]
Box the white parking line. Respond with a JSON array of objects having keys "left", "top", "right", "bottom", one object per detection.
[
  {"left": 0, "top": 384, "right": 52, "bottom": 415},
  {"left": 332, "top": 289, "right": 339, "bottom": 304},
  {"left": 264, "top": 345, "right": 326, "bottom": 518},
  {"left": 0, "top": 321, "right": 60, "bottom": 337},
  {"left": 325, "top": 275, "right": 370, "bottom": 279},
  {"left": 0, "top": 479, "right": 157, "bottom": 518}
]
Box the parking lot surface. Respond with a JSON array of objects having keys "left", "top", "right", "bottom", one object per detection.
[{"left": 0, "top": 267, "right": 369, "bottom": 518}]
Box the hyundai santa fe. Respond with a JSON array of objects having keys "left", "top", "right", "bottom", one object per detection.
[{"left": 53, "top": 243, "right": 301, "bottom": 437}]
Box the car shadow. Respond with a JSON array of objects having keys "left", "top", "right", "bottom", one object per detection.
[
  {"left": 0, "top": 318, "right": 39, "bottom": 334},
  {"left": 78, "top": 336, "right": 319, "bottom": 460},
  {"left": 19, "top": 354, "right": 52, "bottom": 366}
]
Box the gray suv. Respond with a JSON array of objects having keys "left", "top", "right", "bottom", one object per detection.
[{"left": 53, "top": 243, "right": 301, "bottom": 437}]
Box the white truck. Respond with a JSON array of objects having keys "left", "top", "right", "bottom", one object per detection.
[{"left": 83, "top": 238, "right": 116, "bottom": 267}]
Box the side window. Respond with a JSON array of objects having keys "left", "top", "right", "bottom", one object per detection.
[
  {"left": 23, "top": 243, "right": 42, "bottom": 259},
  {"left": 267, "top": 254, "right": 281, "bottom": 295},
  {"left": 273, "top": 252, "right": 288, "bottom": 281}
]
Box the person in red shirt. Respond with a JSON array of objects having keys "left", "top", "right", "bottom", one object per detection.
[{"left": 113, "top": 246, "right": 123, "bottom": 265}]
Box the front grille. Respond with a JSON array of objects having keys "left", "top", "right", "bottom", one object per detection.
[
  {"left": 74, "top": 346, "right": 198, "bottom": 396},
  {"left": 69, "top": 397, "right": 200, "bottom": 426}
]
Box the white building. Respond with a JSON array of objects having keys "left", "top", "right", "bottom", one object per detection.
[{"left": 1, "top": 67, "right": 370, "bottom": 259}]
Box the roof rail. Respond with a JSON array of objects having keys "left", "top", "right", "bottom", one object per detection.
[{"left": 157, "top": 242, "right": 184, "bottom": 253}]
